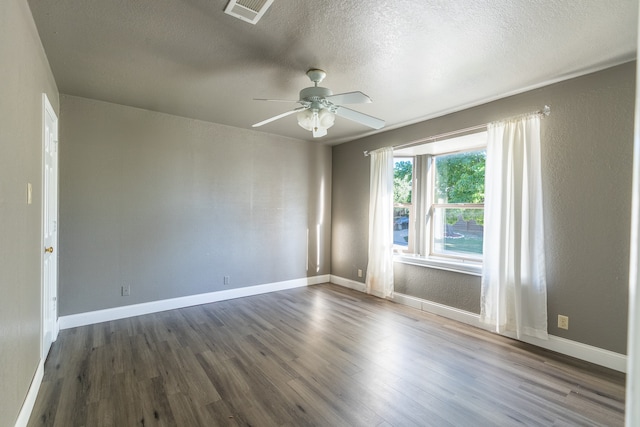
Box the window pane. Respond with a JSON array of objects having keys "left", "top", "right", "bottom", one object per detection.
[
  {"left": 394, "top": 207, "right": 410, "bottom": 246},
  {"left": 434, "top": 150, "right": 486, "bottom": 204},
  {"left": 394, "top": 158, "right": 413, "bottom": 204},
  {"left": 394, "top": 157, "right": 413, "bottom": 249},
  {"left": 433, "top": 207, "right": 484, "bottom": 258}
]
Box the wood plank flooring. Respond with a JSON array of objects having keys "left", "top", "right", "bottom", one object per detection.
[{"left": 28, "top": 284, "right": 625, "bottom": 426}]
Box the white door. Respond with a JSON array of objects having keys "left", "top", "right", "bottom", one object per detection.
[{"left": 42, "top": 94, "right": 58, "bottom": 360}]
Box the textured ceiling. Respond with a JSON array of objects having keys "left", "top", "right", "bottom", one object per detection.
[{"left": 28, "top": 0, "right": 637, "bottom": 144}]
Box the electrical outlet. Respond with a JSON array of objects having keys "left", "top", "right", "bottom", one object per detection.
[
  {"left": 224, "top": 276, "right": 230, "bottom": 285},
  {"left": 357, "top": 269, "right": 363, "bottom": 278},
  {"left": 558, "top": 314, "right": 569, "bottom": 330},
  {"left": 121, "top": 284, "right": 130, "bottom": 296}
]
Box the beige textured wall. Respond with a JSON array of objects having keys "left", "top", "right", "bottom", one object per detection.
[
  {"left": 0, "top": 0, "right": 59, "bottom": 425},
  {"left": 332, "top": 62, "right": 635, "bottom": 354},
  {"left": 59, "top": 95, "right": 331, "bottom": 315}
]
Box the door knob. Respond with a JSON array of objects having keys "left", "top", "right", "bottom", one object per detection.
[{"left": 44, "top": 246, "right": 54, "bottom": 253}]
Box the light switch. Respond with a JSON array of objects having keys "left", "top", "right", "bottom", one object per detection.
[{"left": 27, "top": 183, "right": 32, "bottom": 205}]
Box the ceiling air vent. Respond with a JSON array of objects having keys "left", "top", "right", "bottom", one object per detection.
[{"left": 224, "top": 0, "right": 274, "bottom": 25}]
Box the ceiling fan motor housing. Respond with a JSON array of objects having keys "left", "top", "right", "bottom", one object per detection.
[{"left": 300, "top": 86, "right": 333, "bottom": 102}]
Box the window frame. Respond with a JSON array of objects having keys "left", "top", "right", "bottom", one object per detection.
[{"left": 392, "top": 131, "right": 487, "bottom": 275}]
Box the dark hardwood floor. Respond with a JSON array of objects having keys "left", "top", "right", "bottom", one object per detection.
[{"left": 29, "top": 283, "right": 625, "bottom": 426}]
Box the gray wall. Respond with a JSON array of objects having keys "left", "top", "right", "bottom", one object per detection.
[
  {"left": 59, "top": 95, "right": 331, "bottom": 315},
  {"left": 332, "top": 62, "right": 635, "bottom": 354},
  {"left": 0, "top": 0, "right": 59, "bottom": 425}
]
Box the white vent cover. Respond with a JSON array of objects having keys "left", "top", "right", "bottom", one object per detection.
[{"left": 224, "top": 0, "right": 274, "bottom": 25}]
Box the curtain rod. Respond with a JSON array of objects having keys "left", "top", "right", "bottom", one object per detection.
[{"left": 363, "top": 105, "right": 551, "bottom": 156}]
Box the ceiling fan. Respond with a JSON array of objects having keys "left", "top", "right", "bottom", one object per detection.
[{"left": 252, "top": 69, "right": 385, "bottom": 138}]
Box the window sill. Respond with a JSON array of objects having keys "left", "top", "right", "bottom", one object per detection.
[{"left": 393, "top": 253, "right": 482, "bottom": 276}]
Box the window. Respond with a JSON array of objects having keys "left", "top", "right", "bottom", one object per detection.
[
  {"left": 393, "top": 131, "right": 487, "bottom": 273},
  {"left": 431, "top": 149, "right": 485, "bottom": 261},
  {"left": 393, "top": 158, "right": 413, "bottom": 252}
]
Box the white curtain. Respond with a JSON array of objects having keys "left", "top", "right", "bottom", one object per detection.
[
  {"left": 480, "top": 114, "right": 548, "bottom": 339},
  {"left": 366, "top": 146, "right": 394, "bottom": 298}
]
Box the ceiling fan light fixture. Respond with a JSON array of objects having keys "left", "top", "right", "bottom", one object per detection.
[
  {"left": 296, "top": 109, "right": 314, "bottom": 131},
  {"left": 297, "top": 109, "right": 335, "bottom": 137},
  {"left": 318, "top": 109, "right": 335, "bottom": 128}
]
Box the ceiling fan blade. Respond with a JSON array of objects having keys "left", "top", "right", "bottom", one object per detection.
[
  {"left": 254, "top": 98, "right": 299, "bottom": 103},
  {"left": 325, "top": 91, "right": 372, "bottom": 105},
  {"left": 335, "top": 106, "right": 385, "bottom": 129},
  {"left": 252, "top": 106, "right": 307, "bottom": 127}
]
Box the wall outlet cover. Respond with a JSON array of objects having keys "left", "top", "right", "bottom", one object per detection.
[{"left": 558, "top": 315, "right": 569, "bottom": 330}]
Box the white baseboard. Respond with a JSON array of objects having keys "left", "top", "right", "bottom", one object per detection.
[
  {"left": 14, "top": 358, "right": 44, "bottom": 427},
  {"left": 59, "top": 275, "right": 330, "bottom": 330},
  {"left": 330, "top": 276, "right": 627, "bottom": 373},
  {"left": 329, "top": 275, "right": 366, "bottom": 292},
  {"left": 392, "top": 292, "right": 482, "bottom": 326},
  {"left": 515, "top": 333, "right": 627, "bottom": 373}
]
